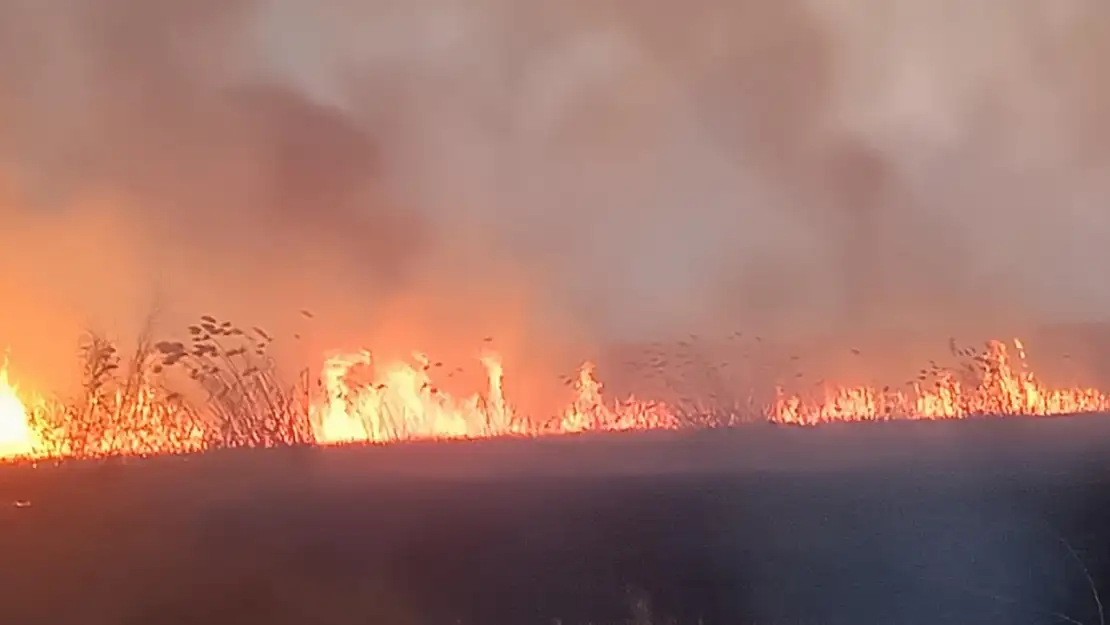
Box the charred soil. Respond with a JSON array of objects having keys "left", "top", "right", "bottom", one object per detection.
[{"left": 0, "top": 418, "right": 1109, "bottom": 625}]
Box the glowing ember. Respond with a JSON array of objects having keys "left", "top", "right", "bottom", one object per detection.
[
  {"left": 0, "top": 362, "right": 35, "bottom": 458},
  {"left": 0, "top": 337, "right": 1108, "bottom": 461}
]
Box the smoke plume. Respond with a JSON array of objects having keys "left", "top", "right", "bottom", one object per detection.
[{"left": 1, "top": 0, "right": 1109, "bottom": 393}]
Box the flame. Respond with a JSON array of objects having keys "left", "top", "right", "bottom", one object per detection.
[
  {"left": 312, "top": 350, "right": 494, "bottom": 443},
  {"left": 309, "top": 351, "right": 673, "bottom": 444},
  {"left": 0, "top": 337, "right": 1109, "bottom": 461},
  {"left": 0, "top": 361, "right": 208, "bottom": 461},
  {"left": 770, "top": 339, "right": 1110, "bottom": 424},
  {"left": 0, "top": 362, "right": 35, "bottom": 458},
  {"left": 556, "top": 361, "right": 677, "bottom": 434}
]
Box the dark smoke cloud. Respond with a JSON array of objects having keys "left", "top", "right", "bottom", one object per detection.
[{"left": 1, "top": 0, "right": 1109, "bottom": 389}]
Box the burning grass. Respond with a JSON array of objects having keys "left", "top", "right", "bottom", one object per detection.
[{"left": 1, "top": 316, "right": 1109, "bottom": 462}]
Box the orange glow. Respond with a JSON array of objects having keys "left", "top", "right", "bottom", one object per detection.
[
  {"left": 311, "top": 350, "right": 512, "bottom": 443},
  {"left": 0, "top": 365, "right": 209, "bottom": 461},
  {"left": 771, "top": 340, "right": 1110, "bottom": 424},
  {"left": 0, "top": 362, "right": 35, "bottom": 458},
  {"left": 0, "top": 337, "right": 1108, "bottom": 461},
  {"left": 309, "top": 352, "right": 674, "bottom": 444}
]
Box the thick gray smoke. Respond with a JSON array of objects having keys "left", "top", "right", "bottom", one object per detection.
[{"left": 1, "top": 0, "right": 1109, "bottom": 390}]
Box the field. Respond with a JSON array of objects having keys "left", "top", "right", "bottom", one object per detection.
[{"left": 1, "top": 417, "right": 1109, "bottom": 625}]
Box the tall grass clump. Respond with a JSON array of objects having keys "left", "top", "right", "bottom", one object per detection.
[
  {"left": 28, "top": 325, "right": 210, "bottom": 458},
  {"left": 153, "top": 315, "right": 315, "bottom": 448},
  {"left": 19, "top": 315, "right": 313, "bottom": 459}
]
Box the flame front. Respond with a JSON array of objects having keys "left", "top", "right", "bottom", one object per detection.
[
  {"left": 770, "top": 340, "right": 1110, "bottom": 424},
  {"left": 1, "top": 337, "right": 1109, "bottom": 461},
  {"left": 0, "top": 364, "right": 34, "bottom": 458},
  {"left": 310, "top": 352, "right": 674, "bottom": 444},
  {"left": 312, "top": 350, "right": 509, "bottom": 443}
]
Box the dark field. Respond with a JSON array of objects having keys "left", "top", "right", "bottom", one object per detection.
[{"left": 2, "top": 417, "right": 1110, "bottom": 625}]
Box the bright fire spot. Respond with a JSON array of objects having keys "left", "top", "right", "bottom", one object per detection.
[
  {"left": 310, "top": 352, "right": 674, "bottom": 444},
  {"left": 555, "top": 361, "right": 676, "bottom": 434},
  {"left": 311, "top": 350, "right": 502, "bottom": 443},
  {"left": 1, "top": 337, "right": 1109, "bottom": 461},
  {"left": 0, "top": 363, "right": 35, "bottom": 458}
]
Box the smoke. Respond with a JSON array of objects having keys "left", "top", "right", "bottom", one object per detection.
[{"left": 1, "top": 0, "right": 1110, "bottom": 392}]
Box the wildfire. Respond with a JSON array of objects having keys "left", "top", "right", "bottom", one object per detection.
[
  {"left": 311, "top": 350, "right": 515, "bottom": 443},
  {"left": 0, "top": 337, "right": 1107, "bottom": 461},
  {"left": 0, "top": 362, "right": 35, "bottom": 458},
  {"left": 309, "top": 351, "right": 674, "bottom": 444},
  {"left": 770, "top": 340, "right": 1110, "bottom": 424}
]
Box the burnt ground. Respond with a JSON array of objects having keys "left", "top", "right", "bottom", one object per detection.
[{"left": 1, "top": 417, "right": 1110, "bottom": 625}]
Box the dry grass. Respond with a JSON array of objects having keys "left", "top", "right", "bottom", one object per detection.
[
  {"left": 13, "top": 319, "right": 1108, "bottom": 461},
  {"left": 22, "top": 315, "right": 315, "bottom": 459},
  {"left": 153, "top": 314, "right": 315, "bottom": 448}
]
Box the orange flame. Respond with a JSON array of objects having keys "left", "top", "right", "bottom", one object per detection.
[
  {"left": 0, "top": 363, "right": 34, "bottom": 458},
  {"left": 770, "top": 339, "right": 1110, "bottom": 424},
  {"left": 309, "top": 352, "right": 673, "bottom": 444},
  {"left": 555, "top": 361, "right": 677, "bottom": 434},
  {"left": 311, "top": 350, "right": 514, "bottom": 443},
  {"left": 0, "top": 337, "right": 1108, "bottom": 461}
]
